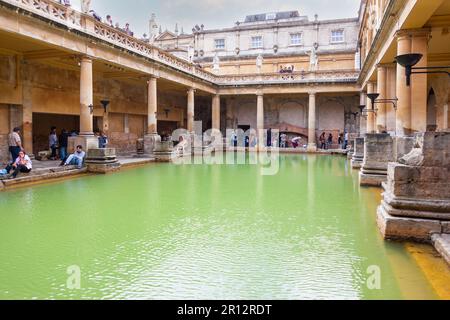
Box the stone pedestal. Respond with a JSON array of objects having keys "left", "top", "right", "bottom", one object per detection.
[
  {"left": 377, "top": 132, "right": 450, "bottom": 242},
  {"left": 351, "top": 138, "right": 364, "bottom": 169},
  {"left": 144, "top": 133, "right": 161, "bottom": 156},
  {"left": 359, "top": 133, "right": 394, "bottom": 186},
  {"left": 154, "top": 140, "right": 175, "bottom": 162},
  {"left": 68, "top": 135, "right": 99, "bottom": 154},
  {"left": 85, "top": 148, "right": 121, "bottom": 174}
]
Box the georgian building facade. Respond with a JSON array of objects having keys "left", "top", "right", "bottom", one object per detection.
[{"left": 154, "top": 11, "right": 360, "bottom": 75}]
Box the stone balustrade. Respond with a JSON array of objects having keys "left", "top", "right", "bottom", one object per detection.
[
  {"left": 216, "top": 70, "right": 360, "bottom": 86},
  {"left": 1, "top": 0, "right": 359, "bottom": 87}
]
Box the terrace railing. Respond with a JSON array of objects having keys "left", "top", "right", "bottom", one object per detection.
[{"left": 1, "top": 0, "right": 359, "bottom": 86}]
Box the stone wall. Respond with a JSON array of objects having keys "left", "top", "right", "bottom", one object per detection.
[
  {"left": 108, "top": 132, "right": 140, "bottom": 155},
  {"left": 225, "top": 94, "right": 359, "bottom": 143},
  {"left": 0, "top": 134, "right": 9, "bottom": 164}
]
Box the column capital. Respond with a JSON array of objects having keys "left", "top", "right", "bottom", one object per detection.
[
  {"left": 256, "top": 90, "right": 264, "bottom": 97},
  {"left": 187, "top": 87, "right": 196, "bottom": 94},
  {"left": 79, "top": 55, "right": 93, "bottom": 63},
  {"left": 396, "top": 28, "right": 431, "bottom": 41},
  {"left": 308, "top": 91, "right": 317, "bottom": 97}
]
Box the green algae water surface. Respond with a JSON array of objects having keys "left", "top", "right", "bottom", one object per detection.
[{"left": 0, "top": 155, "right": 439, "bottom": 299}]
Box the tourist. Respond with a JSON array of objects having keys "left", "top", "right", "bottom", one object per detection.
[
  {"left": 106, "top": 15, "right": 114, "bottom": 27},
  {"left": 267, "top": 128, "right": 272, "bottom": 147},
  {"left": 280, "top": 133, "right": 287, "bottom": 148},
  {"left": 98, "top": 131, "right": 108, "bottom": 148},
  {"left": 124, "top": 23, "right": 133, "bottom": 36},
  {"left": 319, "top": 132, "right": 326, "bottom": 150},
  {"left": 338, "top": 133, "right": 343, "bottom": 148},
  {"left": 63, "top": 145, "right": 85, "bottom": 169},
  {"left": 4, "top": 150, "right": 32, "bottom": 179},
  {"left": 291, "top": 136, "right": 301, "bottom": 148},
  {"left": 58, "top": 0, "right": 71, "bottom": 7},
  {"left": 49, "top": 127, "right": 58, "bottom": 160},
  {"left": 59, "top": 129, "right": 69, "bottom": 162},
  {"left": 8, "top": 127, "right": 23, "bottom": 162},
  {"left": 327, "top": 133, "right": 333, "bottom": 149},
  {"left": 344, "top": 131, "right": 349, "bottom": 150},
  {"left": 89, "top": 10, "right": 102, "bottom": 22},
  {"left": 231, "top": 131, "right": 237, "bottom": 147}
]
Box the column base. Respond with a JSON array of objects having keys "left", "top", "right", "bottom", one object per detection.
[
  {"left": 68, "top": 135, "right": 99, "bottom": 154},
  {"left": 144, "top": 133, "right": 161, "bottom": 155},
  {"left": 306, "top": 143, "right": 317, "bottom": 152},
  {"left": 359, "top": 169, "right": 387, "bottom": 187},
  {"left": 377, "top": 202, "right": 443, "bottom": 243},
  {"left": 351, "top": 155, "right": 364, "bottom": 169},
  {"left": 85, "top": 148, "right": 121, "bottom": 174}
]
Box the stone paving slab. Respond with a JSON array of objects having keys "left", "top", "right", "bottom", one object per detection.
[{"left": 432, "top": 234, "right": 450, "bottom": 266}]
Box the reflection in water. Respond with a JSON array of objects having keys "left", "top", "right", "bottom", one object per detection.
[{"left": 0, "top": 155, "right": 438, "bottom": 300}]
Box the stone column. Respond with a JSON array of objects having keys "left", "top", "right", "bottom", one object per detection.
[
  {"left": 307, "top": 92, "right": 317, "bottom": 152},
  {"left": 411, "top": 30, "right": 430, "bottom": 133},
  {"left": 366, "top": 81, "right": 376, "bottom": 134},
  {"left": 359, "top": 91, "right": 367, "bottom": 136},
  {"left": 212, "top": 94, "right": 220, "bottom": 131},
  {"left": 22, "top": 81, "right": 33, "bottom": 155},
  {"left": 187, "top": 88, "right": 195, "bottom": 132},
  {"left": 80, "top": 56, "right": 94, "bottom": 136},
  {"left": 396, "top": 31, "right": 412, "bottom": 136},
  {"left": 147, "top": 76, "right": 158, "bottom": 134},
  {"left": 144, "top": 76, "right": 160, "bottom": 155},
  {"left": 257, "top": 92, "right": 264, "bottom": 148},
  {"left": 377, "top": 65, "right": 387, "bottom": 133},
  {"left": 256, "top": 93, "right": 264, "bottom": 131},
  {"left": 72, "top": 56, "right": 98, "bottom": 152}
]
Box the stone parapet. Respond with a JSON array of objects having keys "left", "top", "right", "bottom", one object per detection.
[
  {"left": 377, "top": 132, "right": 450, "bottom": 242},
  {"left": 359, "top": 133, "right": 394, "bottom": 186},
  {"left": 351, "top": 137, "right": 364, "bottom": 169}
]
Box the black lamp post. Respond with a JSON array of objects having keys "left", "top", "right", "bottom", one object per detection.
[
  {"left": 395, "top": 53, "right": 450, "bottom": 86},
  {"left": 100, "top": 100, "right": 110, "bottom": 113},
  {"left": 367, "top": 93, "right": 398, "bottom": 112}
]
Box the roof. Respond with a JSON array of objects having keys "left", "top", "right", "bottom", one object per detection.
[{"left": 244, "top": 11, "right": 301, "bottom": 23}]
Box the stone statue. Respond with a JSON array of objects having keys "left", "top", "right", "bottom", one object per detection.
[
  {"left": 308, "top": 43, "right": 319, "bottom": 71},
  {"left": 256, "top": 54, "right": 263, "bottom": 72},
  {"left": 213, "top": 53, "right": 220, "bottom": 73},
  {"left": 81, "top": 0, "right": 91, "bottom": 14}
]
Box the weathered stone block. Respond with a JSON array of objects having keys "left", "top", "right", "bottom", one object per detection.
[
  {"left": 86, "top": 148, "right": 121, "bottom": 174},
  {"left": 377, "top": 204, "right": 442, "bottom": 242},
  {"left": 442, "top": 222, "right": 450, "bottom": 234},
  {"left": 360, "top": 134, "right": 394, "bottom": 187},
  {"left": 144, "top": 134, "right": 161, "bottom": 155}
]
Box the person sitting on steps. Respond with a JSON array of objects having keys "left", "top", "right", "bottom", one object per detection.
[
  {"left": 3, "top": 150, "right": 32, "bottom": 179},
  {"left": 61, "top": 145, "right": 86, "bottom": 169}
]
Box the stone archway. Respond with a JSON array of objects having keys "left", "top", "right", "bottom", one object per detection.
[{"left": 278, "top": 101, "right": 307, "bottom": 128}]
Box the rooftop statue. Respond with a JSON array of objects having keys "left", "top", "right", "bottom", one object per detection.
[{"left": 81, "top": 0, "right": 91, "bottom": 14}]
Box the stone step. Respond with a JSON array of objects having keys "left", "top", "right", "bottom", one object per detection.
[
  {"left": 1, "top": 167, "right": 87, "bottom": 189},
  {"left": 432, "top": 234, "right": 450, "bottom": 266}
]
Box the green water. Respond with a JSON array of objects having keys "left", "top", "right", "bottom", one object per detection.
[{"left": 0, "top": 155, "right": 438, "bottom": 300}]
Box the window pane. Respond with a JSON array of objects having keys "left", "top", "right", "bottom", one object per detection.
[
  {"left": 251, "top": 36, "right": 262, "bottom": 48},
  {"left": 291, "top": 33, "right": 302, "bottom": 45},
  {"left": 215, "top": 39, "right": 225, "bottom": 49},
  {"left": 331, "top": 30, "right": 344, "bottom": 43}
]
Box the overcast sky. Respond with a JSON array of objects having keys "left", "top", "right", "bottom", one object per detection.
[{"left": 74, "top": 0, "right": 361, "bottom": 37}]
